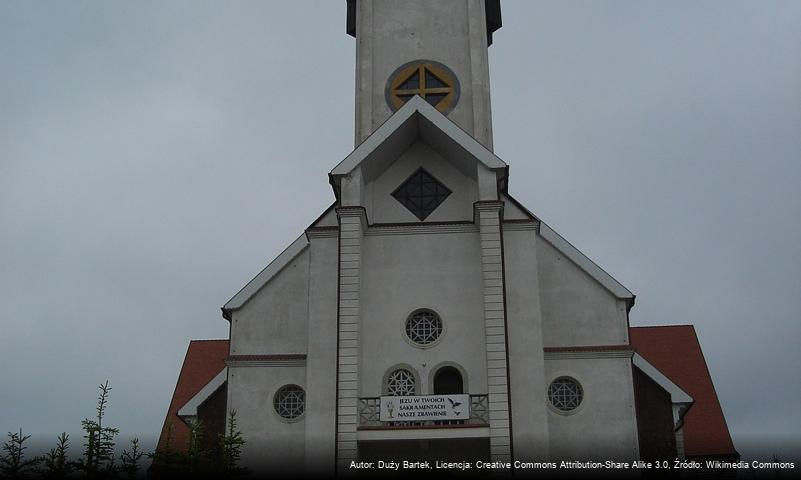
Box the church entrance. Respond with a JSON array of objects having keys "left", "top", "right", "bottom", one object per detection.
[{"left": 358, "top": 438, "right": 490, "bottom": 464}]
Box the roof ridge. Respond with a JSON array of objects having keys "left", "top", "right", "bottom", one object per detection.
[{"left": 189, "top": 338, "right": 229, "bottom": 343}]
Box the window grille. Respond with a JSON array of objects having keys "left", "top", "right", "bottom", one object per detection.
[
  {"left": 392, "top": 168, "right": 451, "bottom": 221},
  {"left": 273, "top": 384, "right": 305, "bottom": 420},
  {"left": 547, "top": 377, "right": 583, "bottom": 412},
  {"left": 386, "top": 60, "right": 459, "bottom": 113},
  {"left": 405, "top": 309, "right": 443, "bottom": 345},
  {"left": 386, "top": 369, "right": 416, "bottom": 396}
]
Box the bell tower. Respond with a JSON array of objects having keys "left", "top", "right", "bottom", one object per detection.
[{"left": 347, "top": 0, "right": 501, "bottom": 149}]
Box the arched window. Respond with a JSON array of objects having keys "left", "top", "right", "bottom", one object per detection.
[
  {"left": 433, "top": 366, "right": 464, "bottom": 395},
  {"left": 385, "top": 368, "right": 416, "bottom": 396}
]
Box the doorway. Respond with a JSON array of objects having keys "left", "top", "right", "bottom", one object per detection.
[{"left": 433, "top": 366, "right": 464, "bottom": 394}]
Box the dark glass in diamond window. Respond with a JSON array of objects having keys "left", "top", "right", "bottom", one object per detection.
[{"left": 391, "top": 168, "right": 452, "bottom": 221}]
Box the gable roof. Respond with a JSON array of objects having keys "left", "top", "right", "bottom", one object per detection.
[
  {"left": 157, "top": 339, "right": 229, "bottom": 452},
  {"left": 330, "top": 96, "right": 507, "bottom": 189},
  {"left": 220, "top": 95, "right": 635, "bottom": 317},
  {"left": 630, "top": 325, "right": 738, "bottom": 458}
]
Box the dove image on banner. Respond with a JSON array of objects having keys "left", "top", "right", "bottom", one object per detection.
[{"left": 380, "top": 395, "right": 470, "bottom": 422}]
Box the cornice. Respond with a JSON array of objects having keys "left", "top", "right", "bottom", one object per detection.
[
  {"left": 365, "top": 221, "right": 478, "bottom": 236},
  {"left": 336, "top": 205, "right": 367, "bottom": 216},
  {"left": 544, "top": 345, "right": 634, "bottom": 360},
  {"left": 502, "top": 219, "right": 540, "bottom": 232},
  {"left": 305, "top": 226, "right": 339, "bottom": 239},
  {"left": 473, "top": 200, "right": 504, "bottom": 213},
  {"left": 336, "top": 205, "right": 368, "bottom": 230},
  {"left": 225, "top": 354, "right": 307, "bottom": 368}
]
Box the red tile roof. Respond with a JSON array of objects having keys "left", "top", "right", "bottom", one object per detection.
[
  {"left": 157, "top": 339, "right": 229, "bottom": 452},
  {"left": 630, "top": 325, "right": 737, "bottom": 458}
]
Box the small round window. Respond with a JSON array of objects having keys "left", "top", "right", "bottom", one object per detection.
[
  {"left": 405, "top": 309, "right": 443, "bottom": 346},
  {"left": 385, "top": 60, "right": 460, "bottom": 114},
  {"left": 273, "top": 384, "right": 305, "bottom": 420},
  {"left": 547, "top": 377, "right": 583, "bottom": 412},
  {"left": 386, "top": 369, "right": 416, "bottom": 396}
]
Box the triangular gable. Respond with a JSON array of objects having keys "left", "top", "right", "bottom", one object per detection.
[
  {"left": 224, "top": 98, "right": 633, "bottom": 315},
  {"left": 330, "top": 96, "right": 506, "bottom": 188},
  {"left": 222, "top": 234, "right": 308, "bottom": 319},
  {"left": 539, "top": 221, "right": 635, "bottom": 304}
]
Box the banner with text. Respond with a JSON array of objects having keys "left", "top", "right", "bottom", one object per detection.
[{"left": 379, "top": 394, "right": 470, "bottom": 422}]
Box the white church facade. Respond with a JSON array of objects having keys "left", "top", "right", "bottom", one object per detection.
[{"left": 158, "top": 1, "right": 737, "bottom": 476}]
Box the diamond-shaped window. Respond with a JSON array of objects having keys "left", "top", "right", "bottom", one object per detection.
[{"left": 391, "top": 168, "right": 452, "bottom": 221}]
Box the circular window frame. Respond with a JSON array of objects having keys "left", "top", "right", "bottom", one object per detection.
[
  {"left": 272, "top": 384, "right": 306, "bottom": 423},
  {"left": 384, "top": 59, "right": 460, "bottom": 115},
  {"left": 402, "top": 308, "right": 446, "bottom": 349},
  {"left": 546, "top": 375, "right": 586, "bottom": 416}
]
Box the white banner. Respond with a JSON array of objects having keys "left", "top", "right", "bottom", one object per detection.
[{"left": 379, "top": 394, "right": 470, "bottom": 422}]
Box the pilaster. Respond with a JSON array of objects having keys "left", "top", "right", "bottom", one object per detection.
[
  {"left": 304, "top": 227, "right": 339, "bottom": 475},
  {"left": 335, "top": 207, "right": 367, "bottom": 471},
  {"left": 475, "top": 201, "right": 512, "bottom": 462}
]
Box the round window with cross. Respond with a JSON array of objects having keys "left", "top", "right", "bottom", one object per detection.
[{"left": 385, "top": 60, "right": 460, "bottom": 114}]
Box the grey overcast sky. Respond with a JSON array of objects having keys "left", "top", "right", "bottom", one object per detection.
[{"left": 1, "top": 0, "right": 799, "bottom": 459}]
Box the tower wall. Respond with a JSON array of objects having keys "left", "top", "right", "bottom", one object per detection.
[{"left": 353, "top": 0, "right": 494, "bottom": 149}]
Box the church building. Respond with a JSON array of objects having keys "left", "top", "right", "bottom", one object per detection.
[{"left": 158, "top": 1, "right": 737, "bottom": 475}]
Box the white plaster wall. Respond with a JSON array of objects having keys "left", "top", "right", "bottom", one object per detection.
[
  {"left": 365, "top": 140, "right": 477, "bottom": 224},
  {"left": 503, "top": 228, "right": 550, "bottom": 459},
  {"left": 355, "top": 0, "right": 492, "bottom": 146},
  {"left": 360, "top": 231, "right": 488, "bottom": 397},
  {"left": 545, "top": 357, "right": 640, "bottom": 460},
  {"left": 227, "top": 365, "right": 307, "bottom": 471},
  {"left": 536, "top": 238, "right": 629, "bottom": 347},
  {"left": 230, "top": 249, "right": 310, "bottom": 355}
]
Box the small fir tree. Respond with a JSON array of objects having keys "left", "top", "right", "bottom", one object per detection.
[
  {"left": 0, "top": 428, "right": 41, "bottom": 478},
  {"left": 185, "top": 418, "right": 207, "bottom": 474},
  {"left": 75, "top": 380, "right": 119, "bottom": 478},
  {"left": 218, "top": 411, "right": 247, "bottom": 476},
  {"left": 147, "top": 422, "right": 188, "bottom": 477},
  {"left": 120, "top": 438, "right": 143, "bottom": 479},
  {"left": 41, "top": 432, "right": 72, "bottom": 478}
]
